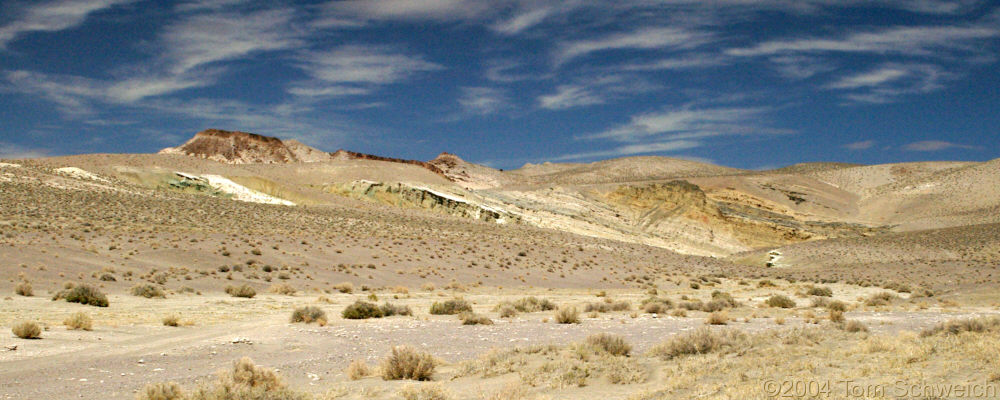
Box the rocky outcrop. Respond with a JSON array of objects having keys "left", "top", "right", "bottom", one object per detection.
[
  {"left": 428, "top": 152, "right": 514, "bottom": 190},
  {"left": 330, "top": 180, "right": 518, "bottom": 224},
  {"left": 331, "top": 149, "right": 448, "bottom": 177},
  {"left": 159, "top": 129, "right": 332, "bottom": 164}
]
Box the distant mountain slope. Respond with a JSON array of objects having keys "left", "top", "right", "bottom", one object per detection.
[{"left": 510, "top": 156, "right": 746, "bottom": 185}]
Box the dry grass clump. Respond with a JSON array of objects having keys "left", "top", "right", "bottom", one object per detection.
[
  {"left": 175, "top": 357, "right": 310, "bottom": 400},
  {"left": 379, "top": 302, "right": 413, "bottom": 317},
  {"left": 136, "top": 382, "right": 184, "bottom": 400},
  {"left": 706, "top": 311, "right": 729, "bottom": 325},
  {"left": 459, "top": 312, "right": 494, "bottom": 325},
  {"left": 584, "top": 299, "right": 631, "bottom": 313},
  {"left": 649, "top": 328, "right": 748, "bottom": 360},
  {"left": 806, "top": 286, "right": 833, "bottom": 297},
  {"left": 290, "top": 306, "right": 327, "bottom": 324},
  {"left": 398, "top": 383, "right": 451, "bottom": 400},
  {"left": 828, "top": 309, "right": 845, "bottom": 323},
  {"left": 864, "top": 291, "right": 898, "bottom": 306},
  {"left": 429, "top": 298, "right": 472, "bottom": 315},
  {"left": 920, "top": 316, "right": 1000, "bottom": 337},
  {"left": 380, "top": 345, "right": 436, "bottom": 381},
  {"left": 498, "top": 304, "right": 517, "bottom": 318},
  {"left": 841, "top": 320, "right": 869, "bottom": 333},
  {"left": 641, "top": 297, "right": 673, "bottom": 314},
  {"left": 508, "top": 297, "right": 556, "bottom": 312},
  {"left": 162, "top": 315, "right": 181, "bottom": 327},
  {"left": 12, "top": 321, "right": 42, "bottom": 339},
  {"left": 766, "top": 294, "right": 795, "bottom": 308},
  {"left": 333, "top": 282, "right": 354, "bottom": 294},
  {"left": 345, "top": 359, "right": 371, "bottom": 380},
  {"left": 15, "top": 281, "right": 32, "bottom": 296},
  {"left": 224, "top": 284, "right": 256, "bottom": 298},
  {"left": 52, "top": 284, "right": 108, "bottom": 307},
  {"left": 342, "top": 300, "right": 383, "bottom": 319},
  {"left": 131, "top": 284, "right": 166, "bottom": 298},
  {"left": 584, "top": 333, "right": 632, "bottom": 356},
  {"left": 64, "top": 311, "right": 93, "bottom": 330},
  {"left": 554, "top": 307, "right": 580, "bottom": 324},
  {"left": 268, "top": 283, "right": 296, "bottom": 295}
]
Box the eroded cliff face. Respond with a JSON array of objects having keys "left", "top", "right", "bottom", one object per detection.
[
  {"left": 329, "top": 180, "right": 519, "bottom": 224},
  {"left": 604, "top": 181, "right": 884, "bottom": 251}
]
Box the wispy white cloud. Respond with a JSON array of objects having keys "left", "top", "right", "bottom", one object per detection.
[
  {"left": 0, "top": 142, "right": 49, "bottom": 159},
  {"left": 538, "top": 84, "right": 606, "bottom": 110},
  {"left": 902, "top": 140, "right": 977, "bottom": 151},
  {"left": 0, "top": 0, "right": 134, "bottom": 49},
  {"left": 583, "top": 106, "right": 784, "bottom": 142},
  {"left": 843, "top": 140, "right": 876, "bottom": 150},
  {"left": 162, "top": 8, "right": 303, "bottom": 74},
  {"left": 551, "top": 140, "right": 702, "bottom": 161},
  {"left": 296, "top": 45, "right": 443, "bottom": 85},
  {"left": 538, "top": 75, "right": 661, "bottom": 110},
  {"left": 491, "top": 7, "right": 554, "bottom": 35},
  {"left": 826, "top": 63, "right": 950, "bottom": 103},
  {"left": 555, "top": 27, "right": 713, "bottom": 65},
  {"left": 766, "top": 55, "right": 836, "bottom": 79},
  {"left": 727, "top": 25, "right": 999, "bottom": 57},
  {"left": 458, "top": 86, "right": 510, "bottom": 115},
  {"left": 321, "top": 0, "right": 493, "bottom": 23},
  {"left": 617, "top": 53, "right": 728, "bottom": 71}
]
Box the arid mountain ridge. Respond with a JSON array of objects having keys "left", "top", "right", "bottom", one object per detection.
[{"left": 9, "top": 128, "right": 999, "bottom": 260}]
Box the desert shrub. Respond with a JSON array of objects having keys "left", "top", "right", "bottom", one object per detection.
[
  {"left": 178, "top": 357, "right": 309, "bottom": 400},
  {"left": 12, "top": 321, "right": 41, "bottom": 339},
  {"left": 346, "top": 359, "right": 371, "bottom": 380},
  {"left": 641, "top": 297, "right": 673, "bottom": 314},
  {"left": 827, "top": 300, "right": 848, "bottom": 311},
  {"left": 398, "top": 383, "right": 450, "bottom": 400},
  {"left": 864, "top": 292, "right": 898, "bottom": 306},
  {"left": 137, "top": 382, "right": 184, "bottom": 400},
  {"left": 15, "top": 281, "right": 32, "bottom": 296},
  {"left": 807, "top": 286, "right": 833, "bottom": 297},
  {"left": 380, "top": 345, "right": 436, "bottom": 381},
  {"left": 584, "top": 300, "right": 631, "bottom": 313},
  {"left": 766, "top": 294, "right": 795, "bottom": 308},
  {"left": 706, "top": 311, "right": 729, "bottom": 325},
  {"left": 64, "top": 312, "right": 93, "bottom": 330},
  {"left": 342, "top": 300, "right": 383, "bottom": 319},
  {"left": 380, "top": 302, "right": 413, "bottom": 317},
  {"left": 498, "top": 304, "right": 517, "bottom": 318},
  {"left": 554, "top": 307, "right": 580, "bottom": 324},
  {"left": 679, "top": 300, "right": 704, "bottom": 311},
  {"left": 225, "top": 284, "right": 256, "bottom": 298},
  {"left": 131, "top": 284, "right": 165, "bottom": 299},
  {"left": 585, "top": 333, "right": 631, "bottom": 356},
  {"left": 649, "top": 328, "right": 748, "bottom": 360},
  {"left": 333, "top": 282, "right": 354, "bottom": 294},
  {"left": 459, "top": 312, "right": 493, "bottom": 325},
  {"left": 429, "top": 298, "right": 472, "bottom": 315},
  {"left": 52, "top": 285, "right": 108, "bottom": 307},
  {"left": 511, "top": 297, "right": 556, "bottom": 312},
  {"left": 99, "top": 273, "right": 116, "bottom": 282},
  {"left": 701, "top": 300, "right": 730, "bottom": 313},
  {"left": 268, "top": 283, "right": 296, "bottom": 295},
  {"left": 842, "top": 320, "right": 869, "bottom": 333},
  {"left": 290, "top": 306, "right": 327, "bottom": 325},
  {"left": 920, "top": 316, "right": 1000, "bottom": 337},
  {"left": 829, "top": 310, "right": 845, "bottom": 323},
  {"left": 163, "top": 315, "right": 180, "bottom": 327}
]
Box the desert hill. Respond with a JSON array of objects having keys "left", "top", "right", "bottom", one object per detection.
[{"left": 7, "top": 129, "right": 999, "bottom": 259}]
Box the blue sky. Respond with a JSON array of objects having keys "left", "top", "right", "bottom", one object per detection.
[{"left": 0, "top": 0, "right": 998, "bottom": 169}]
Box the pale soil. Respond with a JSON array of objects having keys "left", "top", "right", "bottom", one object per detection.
[{"left": 3, "top": 287, "right": 998, "bottom": 399}]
